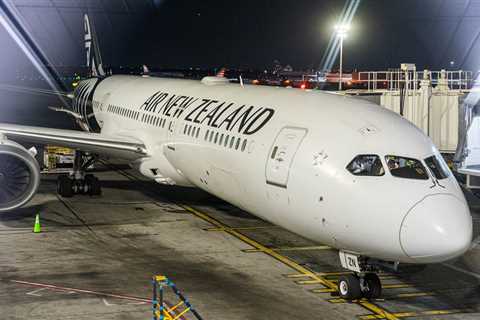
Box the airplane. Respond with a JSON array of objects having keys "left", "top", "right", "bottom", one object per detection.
[{"left": 0, "top": 14, "right": 473, "bottom": 300}]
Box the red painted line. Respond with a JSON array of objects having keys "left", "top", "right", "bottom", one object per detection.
[
  {"left": 12, "top": 280, "right": 150, "bottom": 303},
  {"left": 12, "top": 280, "right": 189, "bottom": 320}
]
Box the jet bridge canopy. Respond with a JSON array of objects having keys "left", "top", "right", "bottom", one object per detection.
[{"left": 454, "top": 87, "right": 480, "bottom": 187}]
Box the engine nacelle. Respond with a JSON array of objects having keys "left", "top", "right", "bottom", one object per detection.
[{"left": 0, "top": 135, "right": 41, "bottom": 212}]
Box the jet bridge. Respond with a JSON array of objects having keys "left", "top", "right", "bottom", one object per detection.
[
  {"left": 343, "top": 66, "right": 473, "bottom": 154},
  {"left": 454, "top": 86, "right": 480, "bottom": 188}
]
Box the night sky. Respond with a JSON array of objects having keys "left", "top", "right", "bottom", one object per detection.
[
  {"left": 117, "top": 0, "right": 480, "bottom": 71},
  {"left": 0, "top": 0, "right": 479, "bottom": 127},
  {"left": 1, "top": 0, "right": 480, "bottom": 74}
]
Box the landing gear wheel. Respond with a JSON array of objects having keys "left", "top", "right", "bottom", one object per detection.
[
  {"left": 338, "top": 274, "right": 362, "bottom": 300},
  {"left": 57, "top": 175, "right": 73, "bottom": 198},
  {"left": 85, "top": 174, "right": 101, "bottom": 196},
  {"left": 363, "top": 273, "right": 382, "bottom": 299}
]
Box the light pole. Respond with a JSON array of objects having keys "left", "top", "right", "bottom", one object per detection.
[{"left": 335, "top": 25, "right": 349, "bottom": 91}]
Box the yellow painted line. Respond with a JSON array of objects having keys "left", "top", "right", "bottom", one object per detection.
[
  {"left": 243, "top": 245, "right": 332, "bottom": 253},
  {"left": 182, "top": 204, "right": 400, "bottom": 320},
  {"left": 182, "top": 205, "right": 338, "bottom": 291},
  {"left": 328, "top": 292, "right": 435, "bottom": 303},
  {"left": 297, "top": 279, "right": 328, "bottom": 285},
  {"left": 382, "top": 284, "right": 413, "bottom": 289},
  {"left": 377, "top": 276, "right": 395, "bottom": 280},
  {"left": 395, "top": 292, "right": 435, "bottom": 299},
  {"left": 359, "top": 308, "right": 467, "bottom": 319},
  {"left": 358, "top": 301, "right": 403, "bottom": 320},
  {"left": 311, "top": 288, "right": 336, "bottom": 293}
]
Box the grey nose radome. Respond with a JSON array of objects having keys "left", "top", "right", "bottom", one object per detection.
[{"left": 400, "top": 194, "right": 472, "bottom": 263}]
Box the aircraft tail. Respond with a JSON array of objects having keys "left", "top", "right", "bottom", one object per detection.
[
  {"left": 142, "top": 64, "right": 150, "bottom": 77},
  {"left": 84, "top": 14, "right": 105, "bottom": 77}
]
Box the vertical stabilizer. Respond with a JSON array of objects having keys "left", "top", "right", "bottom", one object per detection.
[{"left": 84, "top": 14, "right": 105, "bottom": 77}]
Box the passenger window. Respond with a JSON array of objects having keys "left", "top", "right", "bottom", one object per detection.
[
  {"left": 346, "top": 155, "right": 385, "bottom": 176},
  {"left": 224, "top": 135, "right": 229, "bottom": 147},
  {"left": 425, "top": 155, "right": 449, "bottom": 180},
  {"left": 385, "top": 155, "right": 429, "bottom": 180}
]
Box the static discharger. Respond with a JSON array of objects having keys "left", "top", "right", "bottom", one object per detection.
[
  {"left": 152, "top": 275, "right": 204, "bottom": 320},
  {"left": 33, "top": 214, "right": 41, "bottom": 233}
]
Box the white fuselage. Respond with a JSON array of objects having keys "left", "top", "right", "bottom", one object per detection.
[{"left": 75, "top": 75, "right": 473, "bottom": 265}]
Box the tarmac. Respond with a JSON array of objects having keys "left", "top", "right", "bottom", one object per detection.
[{"left": 1, "top": 160, "right": 480, "bottom": 320}]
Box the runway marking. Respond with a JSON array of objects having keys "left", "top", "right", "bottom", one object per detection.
[
  {"left": 242, "top": 245, "right": 332, "bottom": 253},
  {"left": 328, "top": 292, "right": 436, "bottom": 303},
  {"left": 358, "top": 308, "right": 470, "bottom": 319}
]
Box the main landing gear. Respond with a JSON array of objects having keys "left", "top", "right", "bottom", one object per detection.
[
  {"left": 337, "top": 251, "right": 398, "bottom": 300},
  {"left": 57, "top": 151, "right": 101, "bottom": 198}
]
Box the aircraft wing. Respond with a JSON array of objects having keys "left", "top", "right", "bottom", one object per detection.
[{"left": 0, "top": 123, "right": 147, "bottom": 160}]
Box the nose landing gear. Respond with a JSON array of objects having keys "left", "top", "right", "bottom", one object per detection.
[
  {"left": 57, "top": 151, "right": 102, "bottom": 198},
  {"left": 338, "top": 251, "right": 397, "bottom": 300},
  {"left": 337, "top": 273, "right": 382, "bottom": 300}
]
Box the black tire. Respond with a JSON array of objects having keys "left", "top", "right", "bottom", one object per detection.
[
  {"left": 338, "top": 274, "right": 362, "bottom": 300},
  {"left": 363, "top": 273, "right": 382, "bottom": 299},
  {"left": 57, "top": 175, "right": 73, "bottom": 198},
  {"left": 85, "top": 175, "right": 101, "bottom": 196}
]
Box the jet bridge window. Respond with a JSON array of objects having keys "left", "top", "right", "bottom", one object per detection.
[
  {"left": 424, "top": 155, "right": 449, "bottom": 180},
  {"left": 346, "top": 155, "right": 385, "bottom": 176},
  {"left": 385, "top": 155, "right": 429, "bottom": 180}
]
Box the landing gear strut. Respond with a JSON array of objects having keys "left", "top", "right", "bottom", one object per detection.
[
  {"left": 337, "top": 251, "right": 397, "bottom": 300},
  {"left": 57, "top": 151, "right": 101, "bottom": 197},
  {"left": 337, "top": 273, "right": 381, "bottom": 300}
]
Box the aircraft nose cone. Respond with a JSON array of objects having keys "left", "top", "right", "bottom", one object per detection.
[{"left": 400, "top": 194, "right": 472, "bottom": 263}]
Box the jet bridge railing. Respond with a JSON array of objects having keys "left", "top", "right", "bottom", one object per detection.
[{"left": 357, "top": 70, "right": 473, "bottom": 93}]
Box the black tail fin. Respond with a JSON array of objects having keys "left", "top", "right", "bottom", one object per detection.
[{"left": 84, "top": 14, "right": 105, "bottom": 77}]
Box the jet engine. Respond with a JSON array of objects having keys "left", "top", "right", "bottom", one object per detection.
[{"left": 0, "top": 136, "right": 40, "bottom": 212}]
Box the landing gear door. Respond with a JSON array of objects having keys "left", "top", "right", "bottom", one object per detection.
[{"left": 265, "top": 127, "right": 308, "bottom": 188}]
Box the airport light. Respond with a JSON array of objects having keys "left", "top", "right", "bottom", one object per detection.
[{"left": 335, "top": 24, "right": 350, "bottom": 91}]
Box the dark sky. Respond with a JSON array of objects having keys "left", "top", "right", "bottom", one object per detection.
[
  {"left": 2, "top": 0, "right": 480, "bottom": 73},
  {"left": 121, "top": 0, "right": 480, "bottom": 71}
]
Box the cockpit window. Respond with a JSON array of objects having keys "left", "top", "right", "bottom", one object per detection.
[
  {"left": 385, "top": 155, "right": 429, "bottom": 180},
  {"left": 346, "top": 155, "right": 385, "bottom": 176},
  {"left": 424, "top": 155, "right": 450, "bottom": 180}
]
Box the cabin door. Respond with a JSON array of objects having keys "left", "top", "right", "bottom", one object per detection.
[{"left": 265, "top": 127, "right": 307, "bottom": 188}]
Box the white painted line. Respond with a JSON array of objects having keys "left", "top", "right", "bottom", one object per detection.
[
  {"left": 26, "top": 287, "right": 47, "bottom": 297},
  {"left": 103, "top": 298, "right": 114, "bottom": 306}
]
